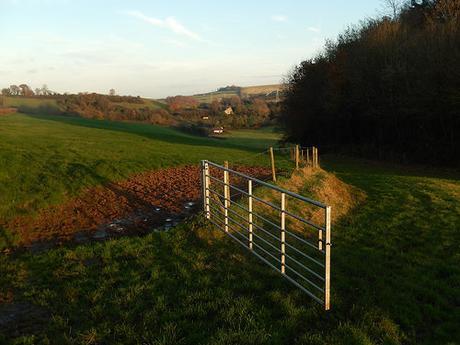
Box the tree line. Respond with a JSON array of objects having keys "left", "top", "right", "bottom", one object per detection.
[
  {"left": 1, "top": 85, "right": 279, "bottom": 130},
  {"left": 282, "top": 0, "right": 460, "bottom": 166},
  {"left": 2, "top": 84, "right": 56, "bottom": 96}
]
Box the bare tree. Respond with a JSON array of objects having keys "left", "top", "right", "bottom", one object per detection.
[
  {"left": 19, "top": 84, "right": 34, "bottom": 96},
  {"left": 2, "top": 88, "right": 12, "bottom": 96},
  {"left": 381, "top": 0, "right": 405, "bottom": 18},
  {"left": 10, "top": 85, "right": 20, "bottom": 96},
  {"left": 41, "top": 84, "right": 50, "bottom": 96}
]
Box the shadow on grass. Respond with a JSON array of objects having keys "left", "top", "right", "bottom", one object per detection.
[
  {"left": 21, "top": 113, "right": 267, "bottom": 153},
  {"left": 0, "top": 226, "right": 16, "bottom": 251},
  {"left": 322, "top": 154, "right": 460, "bottom": 181},
  {"left": 321, "top": 155, "right": 460, "bottom": 344}
]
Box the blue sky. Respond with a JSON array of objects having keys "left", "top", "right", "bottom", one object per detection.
[{"left": 0, "top": 0, "right": 385, "bottom": 98}]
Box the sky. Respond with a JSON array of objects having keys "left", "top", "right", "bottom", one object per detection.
[{"left": 0, "top": 0, "right": 385, "bottom": 98}]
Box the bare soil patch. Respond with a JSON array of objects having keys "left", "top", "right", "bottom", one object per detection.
[
  {"left": 6, "top": 165, "right": 272, "bottom": 248},
  {"left": 0, "top": 108, "right": 17, "bottom": 115}
]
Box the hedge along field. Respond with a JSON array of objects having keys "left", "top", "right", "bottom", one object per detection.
[{"left": 0, "top": 113, "right": 282, "bottom": 225}]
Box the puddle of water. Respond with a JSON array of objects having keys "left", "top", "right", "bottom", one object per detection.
[
  {"left": 0, "top": 302, "right": 48, "bottom": 336},
  {"left": 93, "top": 229, "right": 107, "bottom": 239},
  {"left": 74, "top": 232, "right": 89, "bottom": 243}
]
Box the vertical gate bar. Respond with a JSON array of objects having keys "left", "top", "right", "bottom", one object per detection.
[
  {"left": 280, "top": 192, "right": 286, "bottom": 274},
  {"left": 318, "top": 227, "right": 323, "bottom": 251},
  {"left": 306, "top": 148, "right": 310, "bottom": 166},
  {"left": 248, "top": 180, "right": 253, "bottom": 249},
  {"left": 224, "top": 161, "right": 230, "bottom": 206},
  {"left": 201, "top": 160, "right": 205, "bottom": 216},
  {"left": 325, "top": 206, "right": 331, "bottom": 310},
  {"left": 204, "top": 162, "right": 210, "bottom": 219},
  {"left": 224, "top": 168, "right": 229, "bottom": 232}
]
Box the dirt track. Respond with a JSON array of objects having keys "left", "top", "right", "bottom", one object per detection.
[{"left": 7, "top": 165, "right": 272, "bottom": 248}]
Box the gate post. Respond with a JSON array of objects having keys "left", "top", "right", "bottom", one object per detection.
[{"left": 325, "top": 206, "right": 331, "bottom": 310}]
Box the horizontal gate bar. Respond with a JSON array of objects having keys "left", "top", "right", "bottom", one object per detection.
[{"left": 205, "top": 160, "right": 327, "bottom": 208}]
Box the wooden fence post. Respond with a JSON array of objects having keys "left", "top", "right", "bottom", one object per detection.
[
  {"left": 316, "top": 147, "right": 320, "bottom": 168},
  {"left": 295, "top": 144, "right": 300, "bottom": 170},
  {"left": 306, "top": 148, "right": 310, "bottom": 166},
  {"left": 269, "top": 147, "right": 276, "bottom": 182},
  {"left": 314, "top": 147, "right": 317, "bottom": 167},
  {"left": 312, "top": 147, "right": 318, "bottom": 168}
]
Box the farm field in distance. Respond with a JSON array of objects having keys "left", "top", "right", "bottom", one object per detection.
[{"left": 0, "top": 112, "right": 459, "bottom": 344}]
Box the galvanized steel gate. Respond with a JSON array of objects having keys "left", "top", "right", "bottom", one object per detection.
[{"left": 201, "top": 160, "right": 332, "bottom": 310}]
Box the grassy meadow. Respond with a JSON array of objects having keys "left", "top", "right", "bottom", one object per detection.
[
  {"left": 2, "top": 97, "right": 59, "bottom": 110},
  {"left": 0, "top": 113, "right": 283, "bottom": 225},
  {"left": 0, "top": 112, "right": 459, "bottom": 344}
]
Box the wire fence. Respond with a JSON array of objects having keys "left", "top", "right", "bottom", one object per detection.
[
  {"left": 226, "top": 145, "right": 320, "bottom": 185},
  {"left": 201, "top": 159, "right": 331, "bottom": 310}
]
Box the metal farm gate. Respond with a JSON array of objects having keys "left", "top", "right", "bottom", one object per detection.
[{"left": 200, "top": 160, "right": 332, "bottom": 310}]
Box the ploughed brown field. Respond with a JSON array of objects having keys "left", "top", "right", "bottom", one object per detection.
[{"left": 6, "top": 165, "right": 272, "bottom": 248}]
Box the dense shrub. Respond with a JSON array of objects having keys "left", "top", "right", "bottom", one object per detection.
[{"left": 57, "top": 94, "right": 177, "bottom": 125}]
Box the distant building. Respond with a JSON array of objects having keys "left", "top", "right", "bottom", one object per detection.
[
  {"left": 224, "top": 106, "right": 233, "bottom": 115},
  {"left": 201, "top": 116, "right": 209, "bottom": 120},
  {"left": 212, "top": 127, "right": 224, "bottom": 134}
]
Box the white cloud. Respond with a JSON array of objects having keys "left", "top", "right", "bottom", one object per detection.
[
  {"left": 307, "top": 26, "right": 321, "bottom": 33},
  {"left": 127, "top": 10, "right": 203, "bottom": 41},
  {"left": 271, "top": 15, "right": 288, "bottom": 22}
]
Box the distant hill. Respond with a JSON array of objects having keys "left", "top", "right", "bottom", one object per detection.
[
  {"left": 2, "top": 95, "right": 167, "bottom": 112},
  {"left": 190, "top": 84, "right": 285, "bottom": 104}
]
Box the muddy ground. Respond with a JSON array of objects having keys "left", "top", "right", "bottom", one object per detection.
[{"left": 5, "top": 165, "right": 273, "bottom": 250}]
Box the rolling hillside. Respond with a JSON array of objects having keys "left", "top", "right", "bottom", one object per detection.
[{"left": 190, "top": 84, "right": 285, "bottom": 103}]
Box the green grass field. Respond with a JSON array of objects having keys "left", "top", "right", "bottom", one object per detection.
[
  {"left": 2, "top": 97, "right": 59, "bottom": 109},
  {"left": 220, "top": 127, "right": 284, "bottom": 150},
  {"left": 0, "top": 114, "right": 282, "bottom": 224},
  {"left": 0, "top": 113, "right": 459, "bottom": 344}
]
